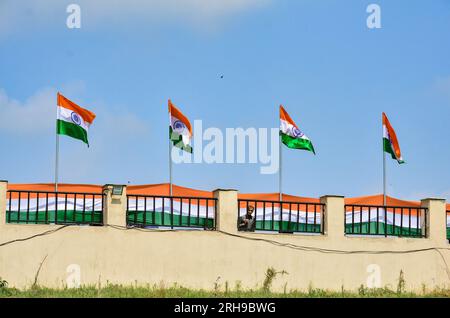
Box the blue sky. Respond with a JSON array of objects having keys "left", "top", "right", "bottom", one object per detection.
[{"left": 0, "top": 0, "right": 449, "bottom": 200}]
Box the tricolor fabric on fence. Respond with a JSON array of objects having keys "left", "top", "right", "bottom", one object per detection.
[
  {"left": 127, "top": 184, "right": 215, "bottom": 228},
  {"left": 447, "top": 207, "right": 450, "bottom": 239},
  {"left": 238, "top": 193, "right": 322, "bottom": 232},
  {"left": 127, "top": 197, "right": 215, "bottom": 228},
  {"left": 5, "top": 183, "right": 449, "bottom": 238},
  {"left": 345, "top": 195, "right": 424, "bottom": 237},
  {"left": 6, "top": 184, "right": 103, "bottom": 224}
]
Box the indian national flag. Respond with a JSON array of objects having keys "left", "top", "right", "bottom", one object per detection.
[
  {"left": 169, "top": 99, "right": 193, "bottom": 153},
  {"left": 280, "top": 105, "right": 315, "bottom": 154},
  {"left": 57, "top": 93, "right": 96, "bottom": 146},
  {"left": 382, "top": 112, "right": 404, "bottom": 164}
]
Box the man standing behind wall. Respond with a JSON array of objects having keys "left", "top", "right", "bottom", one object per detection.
[{"left": 238, "top": 205, "right": 256, "bottom": 232}]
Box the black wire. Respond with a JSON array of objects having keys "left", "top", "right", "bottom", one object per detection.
[
  {"left": 1, "top": 223, "right": 448, "bottom": 280},
  {"left": 217, "top": 230, "right": 450, "bottom": 255},
  {"left": 107, "top": 224, "right": 188, "bottom": 233},
  {"left": 1, "top": 223, "right": 449, "bottom": 256},
  {"left": 0, "top": 225, "right": 70, "bottom": 247}
]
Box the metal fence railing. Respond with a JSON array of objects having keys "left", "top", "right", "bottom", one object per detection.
[
  {"left": 345, "top": 204, "right": 427, "bottom": 238},
  {"left": 238, "top": 199, "right": 324, "bottom": 234},
  {"left": 126, "top": 195, "right": 217, "bottom": 230},
  {"left": 6, "top": 190, "right": 104, "bottom": 225}
]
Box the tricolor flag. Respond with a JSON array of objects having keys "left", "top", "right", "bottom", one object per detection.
[
  {"left": 280, "top": 105, "right": 315, "bottom": 154},
  {"left": 57, "top": 93, "right": 96, "bottom": 146},
  {"left": 168, "top": 99, "right": 193, "bottom": 153},
  {"left": 382, "top": 112, "right": 404, "bottom": 164}
]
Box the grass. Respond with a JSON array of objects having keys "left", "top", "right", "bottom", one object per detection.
[
  {"left": 1, "top": 268, "right": 449, "bottom": 298},
  {"left": 1, "top": 284, "right": 450, "bottom": 298}
]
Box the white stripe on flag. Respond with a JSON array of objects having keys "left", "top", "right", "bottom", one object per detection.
[{"left": 58, "top": 106, "right": 90, "bottom": 132}]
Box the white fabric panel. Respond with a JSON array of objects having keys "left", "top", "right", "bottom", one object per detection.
[
  {"left": 128, "top": 198, "right": 215, "bottom": 219},
  {"left": 7, "top": 198, "right": 103, "bottom": 212},
  {"left": 239, "top": 206, "right": 322, "bottom": 224}
]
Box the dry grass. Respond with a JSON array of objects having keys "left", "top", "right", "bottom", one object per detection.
[{"left": 1, "top": 283, "right": 449, "bottom": 298}]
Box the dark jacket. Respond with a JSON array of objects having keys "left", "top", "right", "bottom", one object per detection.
[{"left": 237, "top": 214, "right": 256, "bottom": 232}]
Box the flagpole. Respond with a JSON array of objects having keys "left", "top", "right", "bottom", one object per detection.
[
  {"left": 55, "top": 103, "right": 60, "bottom": 193},
  {"left": 168, "top": 101, "right": 174, "bottom": 197},
  {"left": 279, "top": 107, "right": 282, "bottom": 202},
  {"left": 279, "top": 134, "right": 283, "bottom": 202},
  {"left": 55, "top": 134, "right": 59, "bottom": 192},
  {"left": 382, "top": 113, "right": 386, "bottom": 206},
  {"left": 383, "top": 151, "right": 386, "bottom": 206},
  {"left": 169, "top": 133, "right": 173, "bottom": 197},
  {"left": 167, "top": 102, "right": 172, "bottom": 197}
]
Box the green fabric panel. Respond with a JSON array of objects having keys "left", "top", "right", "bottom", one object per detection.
[
  {"left": 127, "top": 211, "right": 214, "bottom": 228},
  {"left": 255, "top": 220, "right": 321, "bottom": 233},
  {"left": 7, "top": 210, "right": 102, "bottom": 224},
  {"left": 345, "top": 222, "right": 422, "bottom": 237}
]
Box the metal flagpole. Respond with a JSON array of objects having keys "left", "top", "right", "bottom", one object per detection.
[
  {"left": 279, "top": 112, "right": 282, "bottom": 202},
  {"left": 169, "top": 139, "right": 173, "bottom": 196},
  {"left": 383, "top": 147, "right": 386, "bottom": 206},
  {"left": 55, "top": 104, "right": 60, "bottom": 193},
  {"left": 55, "top": 134, "right": 59, "bottom": 192},
  {"left": 383, "top": 113, "right": 386, "bottom": 206},
  {"left": 168, "top": 107, "right": 173, "bottom": 197},
  {"left": 279, "top": 135, "right": 283, "bottom": 202}
]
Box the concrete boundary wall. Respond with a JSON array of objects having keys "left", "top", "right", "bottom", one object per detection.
[{"left": 0, "top": 181, "right": 449, "bottom": 292}]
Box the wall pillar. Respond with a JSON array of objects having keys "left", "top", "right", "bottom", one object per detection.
[
  {"left": 421, "top": 198, "right": 447, "bottom": 245},
  {"left": 102, "top": 184, "right": 127, "bottom": 227},
  {"left": 320, "top": 195, "right": 345, "bottom": 239},
  {"left": 0, "top": 180, "right": 7, "bottom": 227},
  {"left": 213, "top": 189, "right": 238, "bottom": 234}
]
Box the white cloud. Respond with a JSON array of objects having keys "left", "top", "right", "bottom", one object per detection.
[
  {"left": 0, "top": 85, "right": 151, "bottom": 183},
  {"left": 0, "top": 0, "right": 270, "bottom": 37},
  {"left": 0, "top": 87, "right": 55, "bottom": 135},
  {"left": 0, "top": 85, "right": 149, "bottom": 139}
]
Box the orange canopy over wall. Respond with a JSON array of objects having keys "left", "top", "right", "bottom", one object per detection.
[
  {"left": 127, "top": 183, "right": 213, "bottom": 198},
  {"left": 7, "top": 183, "right": 103, "bottom": 194},
  {"left": 345, "top": 194, "right": 421, "bottom": 207},
  {"left": 5, "top": 183, "right": 449, "bottom": 210},
  {"left": 6, "top": 183, "right": 214, "bottom": 198},
  {"left": 238, "top": 192, "right": 320, "bottom": 204}
]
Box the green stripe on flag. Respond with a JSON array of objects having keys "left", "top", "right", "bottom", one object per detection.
[
  {"left": 383, "top": 138, "right": 405, "bottom": 164},
  {"left": 57, "top": 119, "right": 89, "bottom": 145},
  {"left": 169, "top": 127, "right": 192, "bottom": 153},
  {"left": 281, "top": 133, "right": 315, "bottom": 154}
]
